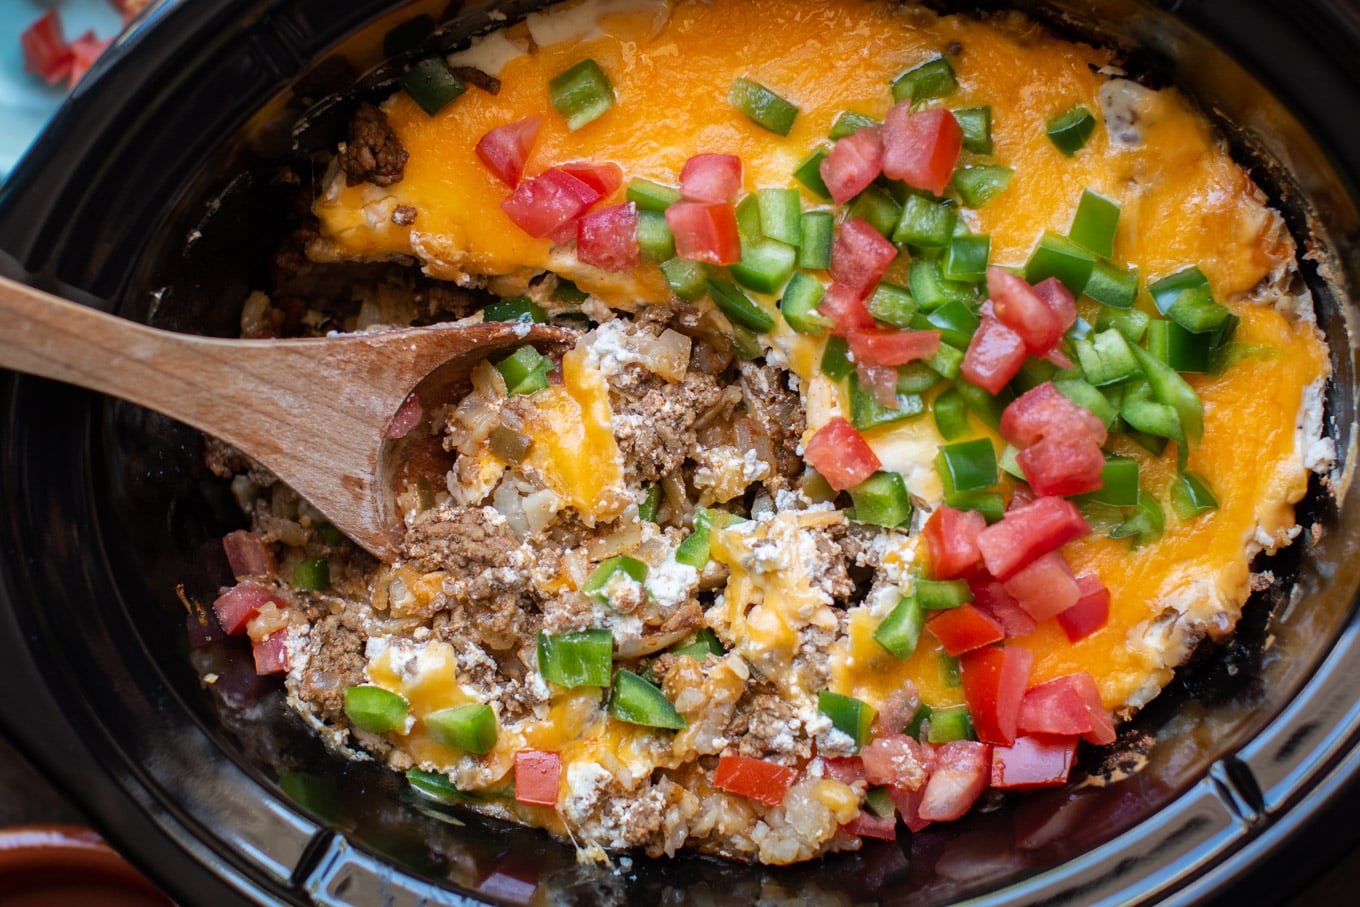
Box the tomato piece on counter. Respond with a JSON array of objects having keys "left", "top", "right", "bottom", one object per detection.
[
  {"left": 1017, "top": 435, "right": 1107, "bottom": 496},
  {"left": 665, "top": 200, "right": 742, "bottom": 265},
  {"left": 514, "top": 750, "right": 562, "bottom": 806},
  {"left": 1001, "top": 381, "right": 1106, "bottom": 448},
  {"left": 213, "top": 583, "right": 286, "bottom": 635},
  {"left": 960, "top": 312, "right": 1028, "bottom": 395},
  {"left": 22, "top": 12, "right": 73, "bottom": 86},
  {"left": 882, "top": 105, "right": 963, "bottom": 197},
  {"left": 990, "top": 734, "right": 1078, "bottom": 790},
  {"left": 1059, "top": 574, "right": 1111, "bottom": 642},
  {"left": 501, "top": 167, "right": 601, "bottom": 238},
  {"left": 252, "top": 630, "right": 290, "bottom": 675},
  {"left": 847, "top": 328, "right": 941, "bottom": 367},
  {"left": 976, "top": 496, "right": 1090, "bottom": 580},
  {"left": 924, "top": 505, "right": 987, "bottom": 580},
  {"left": 223, "top": 529, "right": 276, "bottom": 579},
  {"left": 803, "top": 417, "right": 881, "bottom": 491},
  {"left": 927, "top": 604, "right": 1005, "bottom": 656},
  {"left": 680, "top": 153, "right": 742, "bottom": 203},
  {"left": 577, "top": 202, "right": 640, "bottom": 271},
  {"left": 821, "top": 126, "right": 885, "bottom": 205},
  {"left": 844, "top": 810, "right": 898, "bottom": 840},
  {"left": 714, "top": 754, "right": 797, "bottom": 806},
  {"left": 475, "top": 116, "right": 542, "bottom": 187},
  {"left": 1001, "top": 549, "right": 1081, "bottom": 621},
  {"left": 960, "top": 645, "right": 1033, "bottom": 745},
  {"left": 1018, "top": 671, "right": 1113, "bottom": 744},
  {"left": 969, "top": 578, "right": 1038, "bottom": 638},
  {"left": 818, "top": 282, "right": 877, "bottom": 335},
  {"left": 67, "top": 30, "right": 112, "bottom": 87},
  {"left": 831, "top": 217, "right": 899, "bottom": 298},
  {"left": 918, "top": 740, "right": 991, "bottom": 821}
]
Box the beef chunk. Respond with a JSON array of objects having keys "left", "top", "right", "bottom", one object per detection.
[
  {"left": 610, "top": 365, "right": 729, "bottom": 484},
  {"left": 296, "top": 613, "right": 367, "bottom": 724},
  {"left": 738, "top": 362, "right": 806, "bottom": 483},
  {"left": 339, "top": 102, "right": 408, "bottom": 187}
]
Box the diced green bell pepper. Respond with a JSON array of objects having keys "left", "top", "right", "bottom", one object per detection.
[
  {"left": 874, "top": 593, "right": 925, "bottom": 660},
  {"left": 426, "top": 703, "right": 498, "bottom": 755},
  {"left": 537, "top": 628, "right": 614, "bottom": 687},
  {"left": 818, "top": 691, "right": 877, "bottom": 750},
  {"left": 344, "top": 685, "right": 409, "bottom": 734},
  {"left": 550, "top": 59, "right": 615, "bottom": 130},
  {"left": 609, "top": 670, "right": 687, "bottom": 729},
  {"left": 849, "top": 471, "right": 913, "bottom": 528}
]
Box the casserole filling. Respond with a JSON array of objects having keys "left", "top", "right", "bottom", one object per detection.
[{"left": 195, "top": 0, "right": 1331, "bottom": 864}]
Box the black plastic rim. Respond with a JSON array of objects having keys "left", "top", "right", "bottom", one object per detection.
[{"left": 2, "top": 2, "right": 1359, "bottom": 905}]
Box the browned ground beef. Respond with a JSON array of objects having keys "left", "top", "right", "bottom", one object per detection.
[
  {"left": 737, "top": 363, "right": 807, "bottom": 484},
  {"left": 339, "top": 101, "right": 409, "bottom": 187},
  {"left": 608, "top": 362, "right": 729, "bottom": 485}
]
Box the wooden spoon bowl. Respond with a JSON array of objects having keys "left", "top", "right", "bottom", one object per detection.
[{"left": 0, "top": 275, "right": 576, "bottom": 561}]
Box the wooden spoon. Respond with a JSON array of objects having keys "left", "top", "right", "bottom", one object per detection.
[{"left": 0, "top": 275, "right": 576, "bottom": 562}]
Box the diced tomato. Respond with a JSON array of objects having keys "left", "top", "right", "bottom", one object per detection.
[
  {"left": 856, "top": 362, "right": 901, "bottom": 407},
  {"left": 1020, "top": 672, "right": 1114, "bottom": 745},
  {"left": 888, "top": 783, "right": 931, "bottom": 832},
  {"left": 222, "top": 530, "right": 276, "bottom": 579},
  {"left": 1017, "top": 436, "right": 1106, "bottom": 496},
  {"left": 969, "top": 578, "right": 1038, "bottom": 638},
  {"left": 830, "top": 217, "right": 899, "bottom": 298},
  {"left": 67, "top": 31, "right": 112, "bottom": 88},
  {"left": 820, "top": 126, "right": 884, "bottom": 205},
  {"left": 918, "top": 740, "right": 991, "bottom": 822},
  {"left": 803, "top": 418, "right": 881, "bottom": 491},
  {"left": 185, "top": 607, "right": 224, "bottom": 650},
  {"left": 514, "top": 750, "right": 562, "bottom": 806},
  {"left": 987, "top": 268, "right": 1065, "bottom": 356},
  {"left": 882, "top": 105, "right": 963, "bottom": 197},
  {"left": 1019, "top": 675, "right": 1094, "bottom": 737},
  {"left": 923, "top": 506, "right": 986, "bottom": 580},
  {"left": 713, "top": 754, "right": 797, "bottom": 806},
  {"left": 22, "top": 12, "right": 73, "bottom": 87},
  {"left": 844, "top": 810, "right": 898, "bottom": 840},
  {"left": 1001, "top": 550, "right": 1080, "bottom": 622},
  {"left": 818, "top": 282, "right": 877, "bottom": 335},
  {"left": 927, "top": 605, "right": 1005, "bottom": 656},
  {"left": 665, "top": 200, "right": 741, "bottom": 265},
  {"left": 576, "top": 202, "right": 640, "bottom": 271},
  {"left": 1032, "top": 277, "right": 1078, "bottom": 335},
  {"left": 976, "top": 496, "right": 1090, "bottom": 580},
  {"left": 475, "top": 116, "right": 542, "bottom": 187},
  {"left": 820, "top": 756, "right": 867, "bottom": 786},
  {"left": 213, "top": 582, "right": 286, "bottom": 636},
  {"left": 847, "top": 329, "right": 941, "bottom": 368},
  {"left": 501, "top": 167, "right": 600, "bottom": 238},
  {"left": 1000, "top": 381, "right": 1108, "bottom": 448},
  {"left": 252, "top": 630, "right": 290, "bottom": 675},
  {"left": 861, "top": 734, "right": 931, "bottom": 788},
  {"left": 1059, "top": 574, "right": 1111, "bottom": 643},
  {"left": 680, "top": 153, "right": 742, "bottom": 203},
  {"left": 559, "top": 161, "right": 623, "bottom": 199},
  {"left": 387, "top": 392, "right": 423, "bottom": 439},
  {"left": 960, "top": 645, "right": 1033, "bottom": 745},
  {"left": 960, "top": 313, "right": 1028, "bottom": 396},
  {"left": 874, "top": 683, "right": 923, "bottom": 738},
  {"left": 991, "top": 734, "right": 1078, "bottom": 790}
]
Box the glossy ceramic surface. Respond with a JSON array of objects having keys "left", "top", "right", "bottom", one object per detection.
[{"left": 1, "top": 2, "right": 1358, "bottom": 905}]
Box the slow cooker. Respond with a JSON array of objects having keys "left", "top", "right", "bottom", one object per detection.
[{"left": 2, "top": 1, "right": 1360, "bottom": 904}]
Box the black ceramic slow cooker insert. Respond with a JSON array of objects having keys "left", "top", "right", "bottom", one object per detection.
[{"left": 2, "top": 1, "right": 1360, "bottom": 904}]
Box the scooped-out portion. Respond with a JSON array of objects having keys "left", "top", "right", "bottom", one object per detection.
[{"left": 194, "top": 0, "right": 1332, "bottom": 865}]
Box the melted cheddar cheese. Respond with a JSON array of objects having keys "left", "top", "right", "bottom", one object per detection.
[{"left": 287, "top": 0, "right": 1332, "bottom": 864}]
